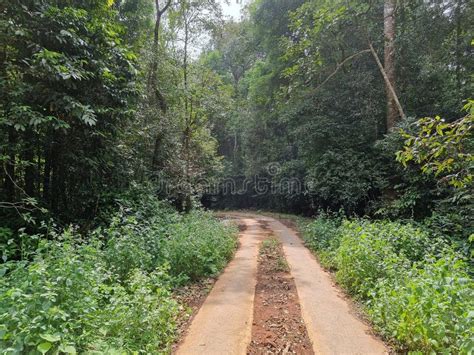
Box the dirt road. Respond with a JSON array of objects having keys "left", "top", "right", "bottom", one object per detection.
[{"left": 176, "top": 213, "right": 388, "bottom": 355}]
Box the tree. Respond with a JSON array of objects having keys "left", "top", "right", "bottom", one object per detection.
[
  {"left": 170, "top": 0, "right": 223, "bottom": 211},
  {"left": 0, "top": 0, "right": 139, "bottom": 223},
  {"left": 384, "top": 0, "right": 398, "bottom": 130},
  {"left": 148, "top": 0, "right": 172, "bottom": 112},
  {"left": 148, "top": 0, "right": 172, "bottom": 172},
  {"left": 203, "top": 0, "right": 473, "bottom": 219}
]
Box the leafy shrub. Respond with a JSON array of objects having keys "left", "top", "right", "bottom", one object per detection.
[
  {"left": 0, "top": 231, "right": 178, "bottom": 354},
  {"left": 163, "top": 211, "right": 237, "bottom": 281},
  {"left": 0, "top": 228, "right": 14, "bottom": 263},
  {"left": 302, "top": 215, "right": 342, "bottom": 269},
  {"left": 302, "top": 217, "right": 473, "bottom": 353},
  {"left": 102, "top": 215, "right": 157, "bottom": 280},
  {"left": 0, "top": 189, "right": 237, "bottom": 353},
  {"left": 101, "top": 200, "right": 237, "bottom": 284},
  {"left": 369, "top": 251, "right": 473, "bottom": 353},
  {"left": 334, "top": 220, "right": 444, "bottom": 298},
  {"left": 92, "top": 268, "right": 178, "bottom": 353},
  {"left": 305, "top": 149, "right": 385, "bottom": 214}
]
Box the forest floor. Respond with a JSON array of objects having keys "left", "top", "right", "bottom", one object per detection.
[{"left": 175, "top": 213, "right": 388, "bottom": 355}]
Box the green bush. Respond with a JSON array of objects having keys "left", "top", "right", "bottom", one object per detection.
[
  {"left": 93, "top": 268, "right": 178, "bottom": 353},
  {"left": 102, "top": 201, "right": 237, "bottom": 284},
  {"left": 302, "top": 217, "right": 473, "bottom": 353},
  {"left": 103, "top": 215, "right": 158, "bottom": 281},
  {"left": 303, "top": 216, "right": 342, "bottom": 269},
  {"left": 0, "top": 189, "right": 237, "bottom": 353},
  {"left": 335, "top": 220, "right": 443, "bottom": 298},
  {"left": 0, "top": 231, "right": 178, "bottom": 354},
  {"left": 163, "top": 211, "right": 237, "bottom": 281},
  {"left": 0, "top": 228, "right": 14, "bottom": 262},
  {"left": 369, "top": 251, "right": 473, "bottom": 353}
]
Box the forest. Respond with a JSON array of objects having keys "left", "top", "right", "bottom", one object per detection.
[{"left": 0, "top": 0, "right": 473, "bottom": 354}]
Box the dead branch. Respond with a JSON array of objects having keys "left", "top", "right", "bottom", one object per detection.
[
  {"left": 312, "top": 49, "right": 371, "bottom": 92},
  {"left": 368, "top": 41, "right": 406, "bottom": 120}
]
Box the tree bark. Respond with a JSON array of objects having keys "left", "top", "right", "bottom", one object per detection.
[
  {"left": 384, "top": 0, "right": 399, "bottom": 131},
  {"left": 147, "top": 0, "right": 171, "bottom": 113},
  {"left": 183, "top": 15, "right": 192, "bottom": 213},
  {"left": 455, "top": 0, "right": 462, "bottom": 99},
  {"left": 149, "top": 0, "right": 172, "bottom": 173},
  {"left": 42, "top": 135, "right": 52, "bottom": 203},
  {"left": 50, "top": 133, "right": 60, "bottom": 213},
  {"left": 23, "top": 130, "right": 35, "bottom": 197},
  {"left": 5, "top": 127, "right": 17, "bottom": 202}
]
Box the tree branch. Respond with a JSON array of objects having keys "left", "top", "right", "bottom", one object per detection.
[
  {"left": 368, "top": 40, "right": 406, "bottom": 121},
  {"left": 312, "top": 49, "right": 371, "bottom": 92},
  {"left": 158, "top": 0, "right": 172, "bottom": 16}
]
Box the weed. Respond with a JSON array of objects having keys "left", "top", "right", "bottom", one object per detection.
[
  {"left": 303, "top": 216, "right": 473, "bottom": 353},
  {"left": 0, "top": 190, "right": 238, "bottom": 353}
]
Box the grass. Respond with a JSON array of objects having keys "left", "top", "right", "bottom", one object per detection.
[{"left": 260, "top": 236, "right": 290, "bottom": 272}]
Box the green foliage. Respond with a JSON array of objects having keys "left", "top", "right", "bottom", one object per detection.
[
  {"left": 205, "top": 0, "right": 474, "bottom": 227},
  {"left": 1, "top": 0, "right": 473, "bottom": 352},
  {"left": 0, "top": 228, "right": 14, "bottom": 263},
  {"left": 370, "top": 251, "right": 473, "bottom": 353},
  {"left": 372, "top": 123, "right": 439, "bottom": 220},
  {"left": 302, "top": 214, "right": 342, "bottom": 269},
  {"left": 0, "top": 231, "right": 177, "bottom": 354},
  {"left": 334, "top": 220, "right": 444, "bottom": 298},
  {"left": 397, "top": 100, "right": 474, "bottom": 189},
  {"left": 306, "top": 150, "right": 385, "bottom": 214},
  {"left": 163, "top": 211, "right": 237, "bottom": 281},
  {"left": 302, "top": 216, "right": 472, "bottom": 353},
  {"left": 0, "top": 189, "right": 237, "bottom": 353},
  {"left": 102, "top": 188, "right": 237, "bottom": 283},
  {"left": 1, "top": 0, "right": 140, "bottom": 223}
]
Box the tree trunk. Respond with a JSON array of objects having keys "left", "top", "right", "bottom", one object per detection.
[
  {"left": 149, "top": 0, "right": 172, "bottom": 171},
  {"left": 50, "top": 133, "right": 60, "bottom": 213},
  {"left": 182, "top": 16, "right": 192, "bottom": 213},
  {"left": 5, "top": 127, "right": 17, "bottom": 202},
  {"left": 455, "top": 0, "right": 462, "bottom": 99},
  {"left": 369, "top": 42, "right": 406, "bottom": 123},
  {"left": 147, "top": 0, "right": 171, "bottom": 113},
  {"left": 151, "top": 132, "right": 163, "bottom": 172},
  {"left": 23, "top": 130, "right": 35, "bottom": 197},
  {"left": 42, "top": 140, "right": 51, "bottom": 204},
  {"left": 384, "top": 0, "right": 398, "bottom": 131}
]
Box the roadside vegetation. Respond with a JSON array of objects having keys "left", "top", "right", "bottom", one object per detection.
[
  {"left": 0, "top": 188, "right": 237, "bottom": 353},
  {"left": 1, "top": 0, "right": 238, "bottom": 352},
  {"left": 302, "top": 216, "right": 473, "bottom": 353}
]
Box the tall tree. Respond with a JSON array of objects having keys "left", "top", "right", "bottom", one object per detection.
[
  {"left": 173, "top": 0, "right": 222, "bottom": 211},
  {"left": 148, "top": 0, "right": 172, "bottom": 112},
  {"left": 384, "top": 0, "right": 398, "bottom": 130},
  {"left": 149, "top": 0, "right": 172, "bottom": 172},
  {"left": 0, "top": 0, "right": 139, "bottom": 222}
]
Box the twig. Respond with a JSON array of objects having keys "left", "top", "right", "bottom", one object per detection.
[{"left": 312, "top": 49, "right": 371, "bottom": 92}]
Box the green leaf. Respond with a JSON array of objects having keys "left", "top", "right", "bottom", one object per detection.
[
  {"left": 59, "top": 344, "right": 77, "bottom": 354},
  {"left": 37, "top": 342, "right": 52, "bottom": 354},
  {"left": 40, "top": 333, "right": 61, "bottom": 342}
]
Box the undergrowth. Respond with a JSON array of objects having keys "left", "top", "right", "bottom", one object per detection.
[
  {"left": 0, "top": 188, "right": 237, "bottom": 354},
  {"left": 302, "top": 216, "right": 473, "bottom": 353}
]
